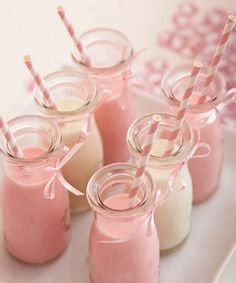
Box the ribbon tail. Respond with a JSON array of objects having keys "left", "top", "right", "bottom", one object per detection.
[
  {"left": 157, "top": 163, "right": 186, "bottom": 206},
  {"left": 43, "top": 174, "right": 56, "bottom": 199},
  {"left": 58, "top": 142, "right": 84, "bottom": 169},
  {"left": 168, "top": 162, "right": 184, "bottom": 192},
  {"left": 57, "top": 174, "right": 84, "bottom": 196},
  {"left": 80, "top": 115, "right": 91, "bottom": 140}
]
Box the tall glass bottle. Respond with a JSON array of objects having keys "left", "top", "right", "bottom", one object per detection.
[
  {"left": 72, "top": 28, "right": 135, "bottom": 165},
  {"left": 161, "top": 64, "right": 227, "bottom": 203},
  {"left": 0, "top": 115, "right": 70, "bottom": 264},
  {"left": 87, "top": 162, "right": 159, "bottom": 283}
]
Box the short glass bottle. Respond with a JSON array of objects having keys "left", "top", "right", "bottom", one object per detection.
[
  {"left": 34, "top": 70, "right": 103, "bottom": 213},
  {"left": 161, "top": 64, "right": 227, "bottom": 203},
  {"left": 0, "top": 115, "right": 70, "bottom": 264},
  {"left": 72, "top": 28, "right": 135, "bottom": 165},
  {"left": 87, "top": 162, "right": 159, "bottom": 283},
  {"left": 127, "top": 113, "right": 198, "bottom": 253}
]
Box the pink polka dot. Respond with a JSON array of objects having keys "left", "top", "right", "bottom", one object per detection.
[
  {"left": 177, "top": 2, "right": 198, "bottom": 17},
  {"left": 172, "top": 13, "right": 190, "bottom": 27},
  {"left": 178, "top": 26, "right": 198, "bottom": 41},
  {"left": 181, "top": 46, "right": 197, "bottom": 58},
  {"left": 158, "top": 30, "right": 174, "bottom": 47},
  {"left": 146, "top": 57, "right": 168, "bottom": 72},
  {"left": 170, "top": 34, "right": 186, "bottom": 52},
  {"left": 202, "top": 8, "right": 227, "bottom": 31}
]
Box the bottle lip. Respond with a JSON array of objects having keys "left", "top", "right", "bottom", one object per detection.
[
  {"left": 34, "top": 69, "right": 97, "bottom": 120},
  {"left": 161, "top": 63, "right": 226, "bottom": 114},
  {"left": 0, "top": 114, "right": 63, "bottom": 164},
  {"left": 127, "top": 112, "right": 197, "bottom": 166},
  {"left": 86, "top": 162, "right": 156, "bottom": 218},
  {"left": 71, "top": 27, "right": 134, "bottom": 77}
]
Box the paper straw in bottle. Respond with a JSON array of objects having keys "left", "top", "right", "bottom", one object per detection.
[
  {"left": 127, "top": 115, "right": 161, "bottom": 208},
  {"left": 0, "top": 116, "right": 23, "bottom": 157},
  {"left": 198, "top": 15, "right": 236, "bottom": 104},
  {"left": 24, "top": 55, "right": 57, "bottom": 110},
  {"left": 164, "top": 62, "right": 203, "bottom": 156},
  {"left": 57, "top": 6, "right": 91, "bottom": 65}
]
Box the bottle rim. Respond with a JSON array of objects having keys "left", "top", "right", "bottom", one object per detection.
[
  {"left": 0, "top": 114, "right": 62, "bottom": 165},
  {"left": 71, "top": 27, "right": 134, "bottom": 78},
  {"left": 34, "top": 69, "right": 97, "bottom": 121},
  {"left": 161, "top": 63, "right": 226, "bottom": 114},
  {"left": 86, "top": 162, "right": 156, "bottom": 218}
]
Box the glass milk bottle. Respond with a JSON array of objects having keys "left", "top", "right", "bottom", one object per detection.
[
  {"left": 0, "top": 115, "right": 70, "bottom": 264},
  {"left": 71, "top": 28, "right": 135, "bottom": 165},
  {"left": 127, "top": 113, "right": 199, "bottom": 253},
  {"left": 34, "top": 70, "right": 103, "bottom": 213},
  {"left": 161, "top": 64, "right": 227, "bottom": 203},
  {"left": 87, "top": 163, "right": 159, "bottom": 283}
]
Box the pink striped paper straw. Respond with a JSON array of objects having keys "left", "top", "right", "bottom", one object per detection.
[
  {"left": 198, "top": 15, "right": 236, "bottom": 104},
  {"left": 0, "top": 116, "right": 23, "bottom": 157},
  {"left": 127, "top": 115, "right": 161, "bottom": 208},
  {"left": 164, "top": 62, "right": 203, "bottom": 156},
  {"left": 24, "top": 55, "right": 57, "bottom": 109},
  {"left": 57, "top": 6, "right": 91, "bottom": 65}
]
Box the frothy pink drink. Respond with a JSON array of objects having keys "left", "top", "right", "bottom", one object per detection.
[
  {"left": 89, "top": 194, "right": 159, "bottom": 283},
  {"left": 2, "top": 146, "right": 70, "bottom": 264}
]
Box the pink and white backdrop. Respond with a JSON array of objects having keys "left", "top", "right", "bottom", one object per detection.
[{"left": 0, "top": 0, "right": 235, "bottom": 119}]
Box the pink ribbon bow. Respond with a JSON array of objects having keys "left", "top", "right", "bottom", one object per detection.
[
  {"left": 156, "top": 140, "right": 211, "bottom": 207},
  {"left": 43, "top": 115, "right": 91, "bottom": 199}
]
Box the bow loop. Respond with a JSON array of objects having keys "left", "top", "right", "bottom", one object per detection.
[{"left": 43, "top": 116, "right": 91, "bottom": 199}]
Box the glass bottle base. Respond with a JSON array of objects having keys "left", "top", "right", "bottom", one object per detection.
[
  {"left": 70, "top": 205, "right": 91, "bottom": 214},
  {"left": 193, "top": 183, "right": 219, "bottom": 204},
  {"left": 4, "top": 241, "right": 68, "bottom": 265},
  {"left": 160, "top": 234, "right": 189, "bottom": 256},
  {"left": 69, "top": 194, "right": 90, "bottom": 214}
]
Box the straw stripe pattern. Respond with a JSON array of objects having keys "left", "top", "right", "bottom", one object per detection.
[
  {"left": 164, "top": 62, "right": 203, "bottom": 156},
  {"left": 0, "top": 116, "right": 23, "bottom": 157},
  {"left": 57, "top": 6, "right": 90, "bottom": 65},
  {"left": 127, "top": 115, "right": 161, "bottom": 207},
  {"left": 24, "top": 56, "right": 56, "bottom": 109},
  {"left": 198, "top": 15, "right": 236, "bottom": 104}
]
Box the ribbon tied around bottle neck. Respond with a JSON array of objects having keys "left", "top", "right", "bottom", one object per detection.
[
  {"left": 96, "top": 48, "right": 145, "bottom": 110},
  {"left": 154, "top": 141, "right": 211, "bottom": 207},
  {"left": 43, "top": 115, "right": 91, "bottom": 199}
]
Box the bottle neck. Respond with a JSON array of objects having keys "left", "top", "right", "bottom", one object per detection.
[
  {"left": 127, "top": 113, "right": 197, "bottom": 167},
  {"left": 161, "top": 64, "right": 226, "bottom": 114},
  {"left": 72, "top": 28, "right": 134, "bottom": 78},
  {"left": 87, "top": 163, "right": 156, "bottom": 217},
  {"left": 34, "top": 70, "right": 97, "bottom": 123},
  {"left": 94, "top": 209, "right": 155, "bottom": 241}
]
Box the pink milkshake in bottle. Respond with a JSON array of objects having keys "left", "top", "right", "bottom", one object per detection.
[
  {"left": 161, "top": 64, "right": 229, "bottom": 203},
  {"left": 72, "top": 28, "right": 135, "bottom": 165},
  {"left": 0, "top": 115, "right": 70, "bottom": 264},
  {"left": 86, "top": 163, "right": 159, "bottom": 283}
]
